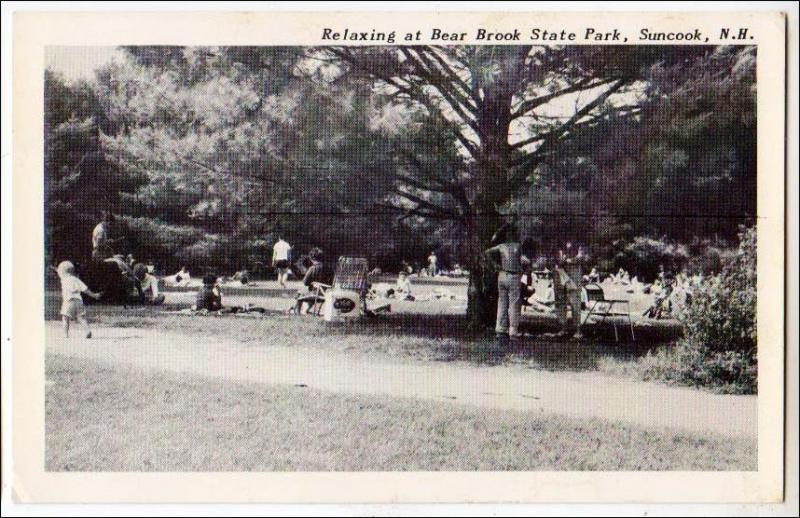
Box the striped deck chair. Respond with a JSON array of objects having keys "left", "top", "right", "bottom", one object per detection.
[{"left": 310, "top": 257, "right": 369, "bottom": 318}]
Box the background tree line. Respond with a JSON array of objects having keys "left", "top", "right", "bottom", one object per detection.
[{"left": 45, "top": 45, "right": 756, "bottom": 325}]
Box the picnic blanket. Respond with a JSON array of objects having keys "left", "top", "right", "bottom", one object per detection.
[{"left": 163, "top": 305, "right": 283, "bottom": 318}]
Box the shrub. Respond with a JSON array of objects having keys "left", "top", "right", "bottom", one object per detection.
[
  {"left": 637, "top": 226, "right": 757, "bottom": 394},
  {"left": 613, "top": 236, "right": 690, "bottom": 281}
]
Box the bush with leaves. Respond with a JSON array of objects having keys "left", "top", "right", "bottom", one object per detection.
[
  {"left": 638, "top": 226, "right": 757, "bottom": 393},
  {"left": 613, "top": 235, "right": 691, "bottom": 281}
]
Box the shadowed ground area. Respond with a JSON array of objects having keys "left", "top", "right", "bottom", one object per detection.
[{"left": 44, "top": 281, "right": 682, "bottom": 372}]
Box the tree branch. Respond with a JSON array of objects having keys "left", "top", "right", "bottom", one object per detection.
[
  {"left": 510, "top": 78, "right": 628, "bottom": 168},
  {"left": 426, "top": 46, "right": 482, "bottom": 105},
  {"left": 327, "top": 46, "right": 480, "bottom": 158},
  {"left": 394, "top": 188, "right": 461, "bottom": 219},
  {"left": 399, "top": 47, "right": 480, "bottom": 130},
  {"left": 396, "top": 173, "right": 453, "bottom": 194},
  {"left": 410, "top": 47, "right": 478, "bottom": 114},
  {"left": 510, "top": 77, "right": 619, "bottom": 120}
]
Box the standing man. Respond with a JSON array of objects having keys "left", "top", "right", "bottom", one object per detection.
[
  {"left": 554, "top": 254, "right": 584, "bottom": 339},
  {"left": 485, "top": 224, "right": 530, "bottom": 340},
  {"left": 427, "top": 251, "right": 438, "bottom": 277},
  {"left": 92, "top": 211, "right": 116, "bottom": 262},
  {"left": 272, "top": 236, "right": 292, "bottom": 288}
]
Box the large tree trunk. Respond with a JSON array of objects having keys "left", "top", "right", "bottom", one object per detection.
[
  {"left": 465, "top": 212, "right": 499, "bottom": 331},
  {"left": 464, "top": 76, "right": 516, "bottom": 330}
]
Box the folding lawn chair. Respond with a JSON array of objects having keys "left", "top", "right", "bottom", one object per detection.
[
  {"left": 303, "top": 282, "right": 329, "bottom": 316},
  {"left": 309, "top": 257, "right": 369, "bottom": 319},
  {"left": 582, "top": 283, "right": 635, "bottom": 342}
]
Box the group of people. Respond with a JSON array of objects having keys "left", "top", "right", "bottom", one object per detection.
[
  {"left": 90, "top": 212, "right": 166, "bottom": 305},
  {"left": 483, "top": 223, "right": 586, "bottom": 340},
  {"left": 485, "top": 225, "right": 703, "bottom": 340},
  {"left": 59, "top": 210, "right": 701, "bottom": 342},
  {"left": 56, "top": 211, "right": 171, "bottom": 337},
  {"left": 641, "top": 270, "right": 701, "bottom": 319}
]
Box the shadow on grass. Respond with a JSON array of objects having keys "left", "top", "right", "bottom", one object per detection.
[
  {"left": 323, "top": 310, "right": 680, "bottom": 341},
  {"left": 426, "top": 333, "right": 658, "bottom": 371},
  {"left": 44, "top": 292, "right": 680, "bottom": 373},
  {"left": 323, "top": 312, "right": 679, "bottom": 371}
]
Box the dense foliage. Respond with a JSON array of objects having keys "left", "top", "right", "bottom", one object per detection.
[
  {"left": 45, "top": 46, "right": 755, "bottom": 283},
  {"left": 46, "top": 49, "right": 451, "bottom": 273},
  {"left": 638, "top": 227, "right": 757, "bottom": 393}
]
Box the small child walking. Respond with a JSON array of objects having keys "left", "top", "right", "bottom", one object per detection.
[{"left": 57, "top": 261, "right": 102, "bottom": 338}]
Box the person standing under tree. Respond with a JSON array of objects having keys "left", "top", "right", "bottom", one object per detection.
[
  {"left": 92, "top": 211, "right": 118, "bottom": 261},
  {"left": 272, "top": 236, "right": 292, "bottom": 288},
  {"left": 485, "top": 224, "right": 530, "bottom": 340},
  {"left": 427, "top": 251, "right": 438, "bottom": 277},
  {"left": 554, "top": 256, "right": 584, "bottom": 339}
]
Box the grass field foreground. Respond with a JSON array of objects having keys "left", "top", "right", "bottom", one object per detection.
[{"left": 46, "top": 355, "right": 756, "bottom": 471}]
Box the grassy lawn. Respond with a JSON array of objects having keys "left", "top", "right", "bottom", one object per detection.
[
  {"left": 44, "top": 291, "right": 681, "bottom": 373},
  {"left": 46, "top": 355, "right": 755, "bottom": 471}
]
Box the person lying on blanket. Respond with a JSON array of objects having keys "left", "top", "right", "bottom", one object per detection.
[
  {"left": 164, "top": 266, "right": 192, "bottom": 287},
  {"left": 193, "top": 273, "right": 222, "bottom": 311}
]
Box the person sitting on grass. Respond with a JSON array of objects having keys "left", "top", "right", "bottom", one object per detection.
[
  {"left": 232, "top": 267, "right": 251, "bottom": 285},
  {"left": 133, "top": 263, "right": 165, "bottom": 305},
  {"left": 643, "top": 274, "right": 674, "bottom": 319},
  {"left": 57, "top": 260, "right": 103, "bottom": 338},
  {"left": 193, "top": 273, "right": 222, "bottom": 312},
  {"left": 99, "top": 254, "right": 139, "bottom": 304},
  {"left": 293, "top": 248, "right": 333, "bottom": 315},
  {"left": 394, "top": 271, "right": 414, "bottom": 301}
]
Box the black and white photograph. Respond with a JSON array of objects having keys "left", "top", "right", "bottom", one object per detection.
[
  {"left": 5, "top": 6, "right": 796, "bottom": 509},
  {"left": 42, "top": 41, "right": 759, "bottom": 472}
]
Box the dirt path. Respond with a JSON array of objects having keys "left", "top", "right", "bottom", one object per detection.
[{"left": 45, "top": 323, "right": 756, "bottom": 439}]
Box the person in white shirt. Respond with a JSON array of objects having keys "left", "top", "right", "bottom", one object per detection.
[
  {"left": 133, "top": 263, "right": 165, "bottom": 305},
  {"left": 164, "top": 266, "right": 191, "bottom": 287},
  {"left": 427, "top": 252, "right": 438, "bottom": 277},
  {"left": 394, "top": 271, "right": 414, "bottom": 300},
  {"left": 531, "top": 279, "right": 556, "bottom": 313},
  {"left": 92, "top": 211, "right": 117, "bottom": 261},
  {"left": 57, "top": 260, "right": 102, "bottom": 338},
  {"left": 272, "top": 237, "right": 292, "bottom": 287}
]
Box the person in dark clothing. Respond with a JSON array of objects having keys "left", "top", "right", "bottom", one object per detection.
[
  {"left": 519, "top": 237, "right": 537, "bottom": 306},
  {"left": 194, "top": 273, "right": 222, "bottom": 311},
  {"left": 294, "top": 248, "right": 333, "bottom": 314}
]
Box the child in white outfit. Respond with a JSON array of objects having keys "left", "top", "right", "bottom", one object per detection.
[{"left": 57, "top": 261, "right": 102, "bottom": 338}]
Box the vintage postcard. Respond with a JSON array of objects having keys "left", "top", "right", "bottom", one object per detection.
[{"left": 8, "top": 7, "right": 790, "bottom": 505}]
